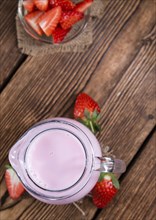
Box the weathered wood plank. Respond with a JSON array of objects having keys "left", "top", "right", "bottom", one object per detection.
[
  {"left": 14, "top": 26, "right": 155, "bottom": 220},
  {"left": 143, "top": 198, "right": 156, "bottom": 220},
  {"left": 0, "top": 0, "right": 24, "bottom": 87},
  {"left": 1, "top": 0, "right": 143, "bottom": 170},
  {"left": 97, "top": 132, "right": 156, "bottom": 220},
  {"left": 0, "top": 0, "right": 155, "bottom": 219},
  {"left": 0, "top": 179, "right": 7, "bottom": 202}
]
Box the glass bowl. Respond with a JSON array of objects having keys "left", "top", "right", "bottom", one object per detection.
[{"left": 18, "top": 0, "right": 90, "bottom": 44}]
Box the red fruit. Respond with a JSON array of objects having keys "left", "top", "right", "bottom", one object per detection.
[
  {"left": 91, "top": 173, "right": 119, "bottom": 208},
  {"left": 23, "top": 0, "right": 35, "bottom": 12},
  {"left": 25, "top": 11, "right": 43, "bottom": 36},
  {"left": 34, "top": 0, "right": 49, "bottom": 11},
  {"left": 75, "top": 0, "right": 93, "bottom": 13},
  {"left": 52, "top": 26, "right": 71, "bottom": 43},
  {"left": 38, "top": 6, "right": 62, "bottom": 36},
  {"left": 74, "top": 93, "right": 100, "bottom": 133},
  {"left": 50, "top": 0, "right": 75, "bottom": 11},
  {"left": 5, "top": 165, "right": 25, "bottom": 200},
  {"left": 60, "top": 11, "right": 84, "bottom": 30}
]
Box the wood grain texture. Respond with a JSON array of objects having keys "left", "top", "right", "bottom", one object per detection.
[
  {"left": 1, "top": 0, "right": 143, "bottom": 171},
  {"left": 0, "top": 0, "right": 155, "bottom": 219},
  {"left": 0, "top": 0, "right": 23, "bottom": 87},
  {"left": 97, "top": 28, "right": 156, "bottom": 165},
  {"left": 97, "top": 132, "right": 156, "bottom": 220}
]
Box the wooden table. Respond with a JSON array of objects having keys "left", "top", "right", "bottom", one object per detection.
[{"left": 0, "top": 0, "right": 155, "bottom": 219}]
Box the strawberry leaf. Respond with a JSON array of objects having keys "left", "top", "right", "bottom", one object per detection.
[
  {"left": 98, "top": 172, "right": 109, "bottom": 182},
  {"left": 109, "top": 173, "right": 120, "bottom": 189},
  {"left": 84, "top": 109, "right": 91, "bottom": 119},
  {"left": 94, "top": 123, "right": 101, "bottom": 131},
  {"left": 96, "top": 113, "right": 101, "bottom": 121},
  {"left": 92, "top": 110, "right": 98, "bottom": 119},
  {"left": 5, "top": 164, "right": 12, "bottom": 169},
  {"left": 98, "top": 172, "right": 120, "bottom": 189}
]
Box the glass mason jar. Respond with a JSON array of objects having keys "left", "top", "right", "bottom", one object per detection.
[{"left": 9, "top": 118, "right": 126, "bottom": 204}]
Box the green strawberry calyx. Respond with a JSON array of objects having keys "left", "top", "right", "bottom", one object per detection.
[
  {"left": 98, "top": 172, "right": 120, "bottom": 190},
  {"left": 5, "top": 164, "right": 12, "bottom": 170},
  {"left": 78, "top": 109, "right": 101, "bottom": 134}
]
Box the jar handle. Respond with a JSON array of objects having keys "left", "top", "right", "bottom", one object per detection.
[{"left": 96, "top": 156, "right": 126, "bottom": 173}]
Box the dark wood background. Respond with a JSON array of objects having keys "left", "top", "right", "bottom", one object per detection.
[{"left": 0, "top": 0, "right": 155, "bottom": 219}]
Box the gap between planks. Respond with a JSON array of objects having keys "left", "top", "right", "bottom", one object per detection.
[
  {"left": 0, "top": 0, "right": 155, "bottom": 219},
  {"left": 96, "top": 130, "right": 156, "bottom": 220},
  {"left": 92, "top": 126, "right": 156, "bottom": 220},
  {"left": 0, "top": 55, "right": 27, "bottom": 93},
  {"left": 0, "top": 0, "right": 143, "bottom": 167}
]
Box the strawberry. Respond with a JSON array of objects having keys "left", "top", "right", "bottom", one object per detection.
[
  {"left": 74, "top": 93, "right": 101, "bottom": 133},
  {"left": 5, "top": 165, "right": 25, "bottom": 200},
  {"left": 38, "top": 6, "right": 62, "bottom": 36},
  {"left": 52, "top": 26, "right": 71, "bottom": 43},
  {"left": 60, "top": 11, "right": 84, "bottom": 30},
  {"left": 75, "top": 0, "right": 93, "bottom": 13},
  {"left": 50, "top": 0, "right": 75, "bottom": 11},
  {"left": 91, "top": 173, "right": 119, "bottom": 208},
  {"left": 25, "top": 11, "right": 43, "bottom": 35},
  {"left": 23, "top": 0, "right": 35, "bottom": 12},
  {"left": 34, "top": 0, "right": 49, "bottom": 11}
]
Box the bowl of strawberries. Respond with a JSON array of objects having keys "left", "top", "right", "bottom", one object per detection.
[{"left": 18, "top": 0, "right": 93, "bottom": 44}]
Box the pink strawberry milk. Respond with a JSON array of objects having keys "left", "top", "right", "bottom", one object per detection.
[{"left": 9, "top": 118, "right": 126, "bottom": 204}]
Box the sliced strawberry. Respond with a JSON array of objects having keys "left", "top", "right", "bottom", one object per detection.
[
  {"left": 5, "top": 165, "right": 25, "bottom": 200},
  {"left": 49, "top": 0, "right": 55, "bottom": 6},
  {"left": 23, "top": 0, "right": 35, "bottom": 12},
  {"left": 60, "top": 11, "right": 84, "bottom": 30},
  {"left": 34, "top": 0, "right": 49, "bottom": 11},
  {"left": 52, "top": 26, "right": 71, "bottom": 43},
  {"left": 75, "top": 0, "right": 93, "bottom": 13},
  {"left": 38, "top": 6, "right": 62, "bottom": 36},
  {"left": 49, "top": 0, "right": 75, "bottom": 11},
  {"left": 25, "top": 11, "right": 43, "bottom": 36}
]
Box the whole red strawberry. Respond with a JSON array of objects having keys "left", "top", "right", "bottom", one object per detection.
[
  {"left": 91, "top": 173, "right": 119, "bottom": 208},
  {"left": 74, "top": 93, "right": 101, "bottom": 133}
]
